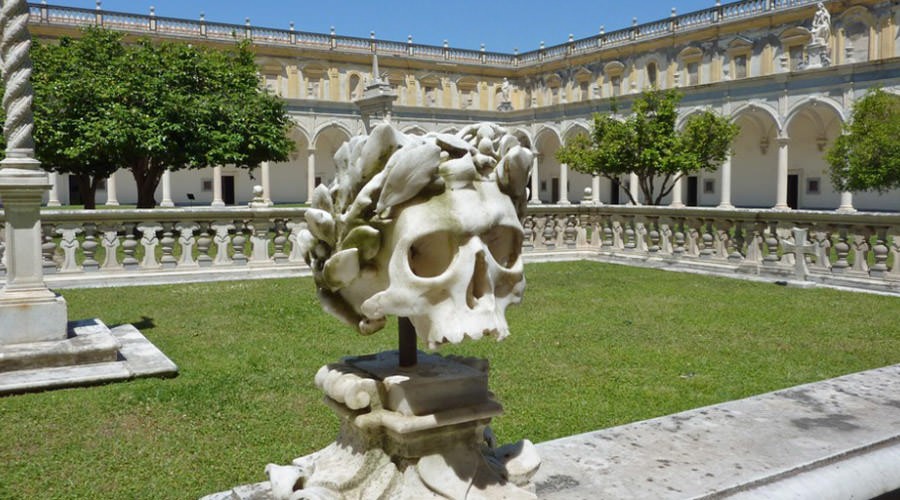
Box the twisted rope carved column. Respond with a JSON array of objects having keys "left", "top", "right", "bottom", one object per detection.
[{"left": 0, "top": 0, "right": 36, "bottom": 161}]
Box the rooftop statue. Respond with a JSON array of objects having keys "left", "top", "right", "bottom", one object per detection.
[
  {"left": 811, "top": 2, "right": 831, "bottom": 45},
  {"left": 298, "top": 122, "right": 533, "bottom": 349}
]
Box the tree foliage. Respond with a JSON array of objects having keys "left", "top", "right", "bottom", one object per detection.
[
  {"left": 826, "top": 88, "right": 900, "bottom": 193},
  {"left": 556, "top": 89, "right": 739, "bottom": 205},
  {"left": 32, "top": 27, "right": 294, "bottom": 208}
]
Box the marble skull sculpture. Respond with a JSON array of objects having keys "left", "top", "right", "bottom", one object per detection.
[{"left": 298, "top": 122, "right": 533, "bottom": 348}]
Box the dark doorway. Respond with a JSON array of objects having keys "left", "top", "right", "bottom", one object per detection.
[
  {"left": 687, "top": 176, "right": 699, "bottom": 207},
  {"left": 551, "top": 178, "right": 560, "bottom": 204},
  {"left": 67, "top": 176, "right": 83, "bottom": 206},
  {"left": 787, "top": 174, "right": 799, "bottom": 209},
  {"left": 222, "top": 175, "right": 236, "bottom": 205},
  {"left": 610, "top": 179, "right": 621, "bottom": 205}
]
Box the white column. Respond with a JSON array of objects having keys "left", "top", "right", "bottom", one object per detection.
[
  {"left": 307, "top": 150, "right": 316, "bottom": 203},
  {"left": 529, "top": 154, "right": 541, "bottom": 204},
  {"left": 160, "top": 170, "right": 174, "bottom": 207},
  {"left": 717, "top": 154, "right": 734, "bottom": 209},
  {"left": 670, "top": 176, "right": 685, "bottom": 208},
  {"left": 211, "top": 166, "right": 224, "bottom": 207},
  {"left": 837, "top": 191, "right": 856, "bottom": 213},
  {"left": 628, "top": 172, "right": 640, "bottom": 205},
  {"left": 558, "top": 162, "right": 570, "bottom": 205},
  {"left": 773, "top": 137, "right": 790, "bottom": 210},
  {"left": 105, "top": 170, "right": 119, "bottom": 206},
  {"left": 591, "top": 175, "right": 601, "bottom": 204},
  {"left": 46, "top": 171, "right": 60, "bottom": 207},
  {"left": 261, "top": 161, "right": 272, "bottom": 206}
]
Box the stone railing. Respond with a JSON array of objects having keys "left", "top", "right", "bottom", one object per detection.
[
  {"left": 29, "top": 0, "right": 821, "bottom": 69},
  {"left": 0, "top": 207, "right": 311, "bottom": 288},
  {"left": 0, "top": 205, "right": 897, "bottom": 294},
  {"left": 522, "top": 205, "right": 900, "bottom": 294}
]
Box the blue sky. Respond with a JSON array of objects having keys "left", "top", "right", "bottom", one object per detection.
[{"left": 45, "top": 1, "right": 721, "bottom": 52}]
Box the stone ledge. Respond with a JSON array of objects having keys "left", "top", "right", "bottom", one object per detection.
[
  {"left": 532, "top": 363, "right": 900, "bottom": 499},
  {"left": 0, "top": 319, "right": 178, "bottom": 395}
]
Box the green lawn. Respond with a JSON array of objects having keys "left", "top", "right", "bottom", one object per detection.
[{"left": 1, "top": 261, "right": 898, "bottom": 499}]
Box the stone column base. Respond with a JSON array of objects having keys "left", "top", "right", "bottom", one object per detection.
[
  {"left": 206, "top": 351, "right": 540, "bottom": 500},
  {"left": 0, "top": 292, "right": 68, "bottom": 344}
]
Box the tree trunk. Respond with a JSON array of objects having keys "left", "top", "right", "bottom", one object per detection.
[
  {"left": 131, "top": 158, "right": 164, "bottom": 209},
  {"left": 75, "top": 174, "right": 98, "bottom": 210}
]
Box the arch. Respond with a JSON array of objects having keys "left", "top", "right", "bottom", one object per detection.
[
  {"left": 312, "top": 122, "right": 353, "bottom": 149},
  {"left": 533, "top": 126, "right": 562, "bottom": 150},
  {"left": 784, "top": 95, "right": 846, "bottom": 129},
  {"left": 784, "top": 96, "right": 845, "bottom": 209},
  {"left": 730, "top": 101, "right": 783, "bottom": 133},
  {"left": 838, "top": 5, "right": 875, "bottom": 63},
  {"left": 402, "top": 125, "right": 428, "bottom": 136},
  {"left": 508, "top": 128, "right": 533, "bottom": 150},
  {"left": 562, "top": 122, "right": 591, "bottom": 140},
  {"left": 676, "top": 106, "right": 714, "bottom": 131}
]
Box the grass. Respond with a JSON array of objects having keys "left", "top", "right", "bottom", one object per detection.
[{"left": 1, "top": 261, "right": 899, "bottom": 499}]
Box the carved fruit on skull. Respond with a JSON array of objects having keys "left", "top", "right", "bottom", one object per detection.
[{"left": 298, "top": 122, "right": 533, "bottom": 348}]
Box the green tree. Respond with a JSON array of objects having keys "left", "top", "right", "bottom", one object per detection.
[
  {"left": 826, "top": 88, "right": 900, "bottom": 193},
  {"left": 32, "top": 27, "right": 294, "bottom": 208},
  {"left": 556, "top": 89, "right": 739, "bottom": 205}
]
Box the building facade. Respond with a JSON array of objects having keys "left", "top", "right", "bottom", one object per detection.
[{"left": 28, "top": 0, "right": 900, "bottom": 211}]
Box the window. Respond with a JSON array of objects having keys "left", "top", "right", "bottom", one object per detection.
[
  {"left": 806, "top": 178, "right": 820, "bottom": 195},
  {"left": 789, "top": 46, "right": 804, "bottom": 71},
  {"left": 611, "top": 76, "right": 621, "bottom": 97},
  {"left": 733, "top": 54, "right": 747, "bottom": 78},
  {"left": 201, "top": 179, "right": 213, "bottom": 192},
  {"left": 646, "top": 62, "right": 658, "bottom": 88},
  {"left": 703, "top": 179, "right": 715, "bottom": 194},
  {"left": 687, "top": 62, "right": 699, "bottom": 86}
]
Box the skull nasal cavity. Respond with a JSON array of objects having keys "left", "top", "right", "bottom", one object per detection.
[{"left": 467, "top": 251, "right": 489, "bottom": 309}]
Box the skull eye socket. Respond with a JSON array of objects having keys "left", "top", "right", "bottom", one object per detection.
[
  {"left": 482, "top": 225, "right": 522, "bottom": 268},
  {"left": 408, "top": 231, "right": 459, "bottom": 278}
]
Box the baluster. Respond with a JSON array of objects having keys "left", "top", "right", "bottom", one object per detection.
[
  {"left": 249, "top": 219, "right": 273, "bottom": 264},
  {"left": 521, "top": 216, "right": 535, "bottom": 251},
  {"left": 590, "top": 216, "right": 602, "bottom": 248},
  {"left": 81, "top": 223, "right": 100, "bottom": 271},
  {"left": 211, "top": 222, "right": 235, "bottom": 265},
  {"left": 42, "top": 222, "right": 58, "bottom": 274},
  {"left": 623, "top": 216, "right": 637, "bottom": 251},
  {"left": 541, "top": 215, "right": 556, "bottom": 249},
  {"left": 611, "top": 219, "right": 625, "bottom": 250},
  {"left": 564, "top": 215, "right": 578, "bottom": 248},
  {"left": 160, "top": 223, "right": 177, "bottom": 269},
  {"left": 554, "top": 216, "right": 566, "bottom": 248},
  {"left": 685, "top": 220, "right": 701, "bottom": 257},
  {"left": 811, "top": 230, "right": 832, "bottom": 270},
  {"left": 831, "top": 226, "right": 850, "bottom": 273},
  {"left": 532, "top": 216, "right": 547, "bottom": 250},
  {"left": 647, "top": 218, "right": 661, "bottom": 254},
  {"left": 850, "top": 229, "right": 870, "bottom": 274},
  {"left": 699, "top": 220, "right": 715, "bottom": 259},
  {"left": 122, "top": 223, "right": 139, "bottom": 270},
  {"left": 715, "top": 221, "right": 731, "bottom": 259},
  {"left": 176, "top": 222, "right": 200, "bottom": 267},
  {"left": 635, "top": 220, "right": 649, "bottom": 253},
  {"left": 286, "top": 221, "right": 306, "bottom": 262},
  {"left": 272, "top": 220, "right": 289, "bottom": 263},
  {"left": 869, "top": 227, "right": 889, "bottom": 278},
  {"left": 56, "top": 224, "right": 82, "bottom": 272},
  {"left": 0, "top": 234, "right": 5, "bottom": 276},
  {"left": 889, "top": 228, "right": 900, "bottom": 278},
  {"left": 196, "top": 223, "right": 214, "bottom": 267},
  {"left": 728, "top": 221, "right": 744, "bottom": 262},
  {"left": 232, "top": 222, "right": 248, "bottom": 265},
  {"left": 138, "top": 222, "right": 163, "bottom": 269},
  {"left": 763, "top": 222, "right": 781, "bottom": 265},
  {"left": 672, "top": 218, "right": 685, "bottom": 257},
  {"left": 99, "top": 223, "right": 122, "bottom": 270},
  {"left": 575, "top": 215, "right": 589, "bottom": 249}
]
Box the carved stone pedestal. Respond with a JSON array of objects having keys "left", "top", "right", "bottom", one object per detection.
[
  {"left": 207, "top": 352, "right": 540, "bottom": 500},
  {"left": 805, "top": 41, "right": 831, "bottom": 69}
]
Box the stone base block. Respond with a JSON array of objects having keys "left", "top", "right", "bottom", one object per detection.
[
  {"left": 203, "top": 352, "right": 540, "bottom": 500},
  {"left": 0, "top": 292, "right": 68, "bottom": 344},
  {"left": 0, "top": 318, "right": 178, "bottom": 395}
]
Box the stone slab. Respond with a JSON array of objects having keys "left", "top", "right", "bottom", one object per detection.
[
  {"left": 532, "top": 363, "right": 900, "bottom": 499},
  {"left": 0, "top": 292, "right": 68, "bottom": 343},
  {"left": 0, "top": 318, "right": 177, "bottom": 395}
]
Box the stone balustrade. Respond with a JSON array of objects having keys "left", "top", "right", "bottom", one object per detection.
[
  {"left": 0, "top": 205, "right": 897, "bottom": 293},
  {"left": 0, "top": 207, "right": 310, "bottom": 288},
  {"left": 522, "top": 205, "right": 900, "bottom": 294},
  {"left": 29, "top": 0, "right": 821, "bottom": 69}
]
